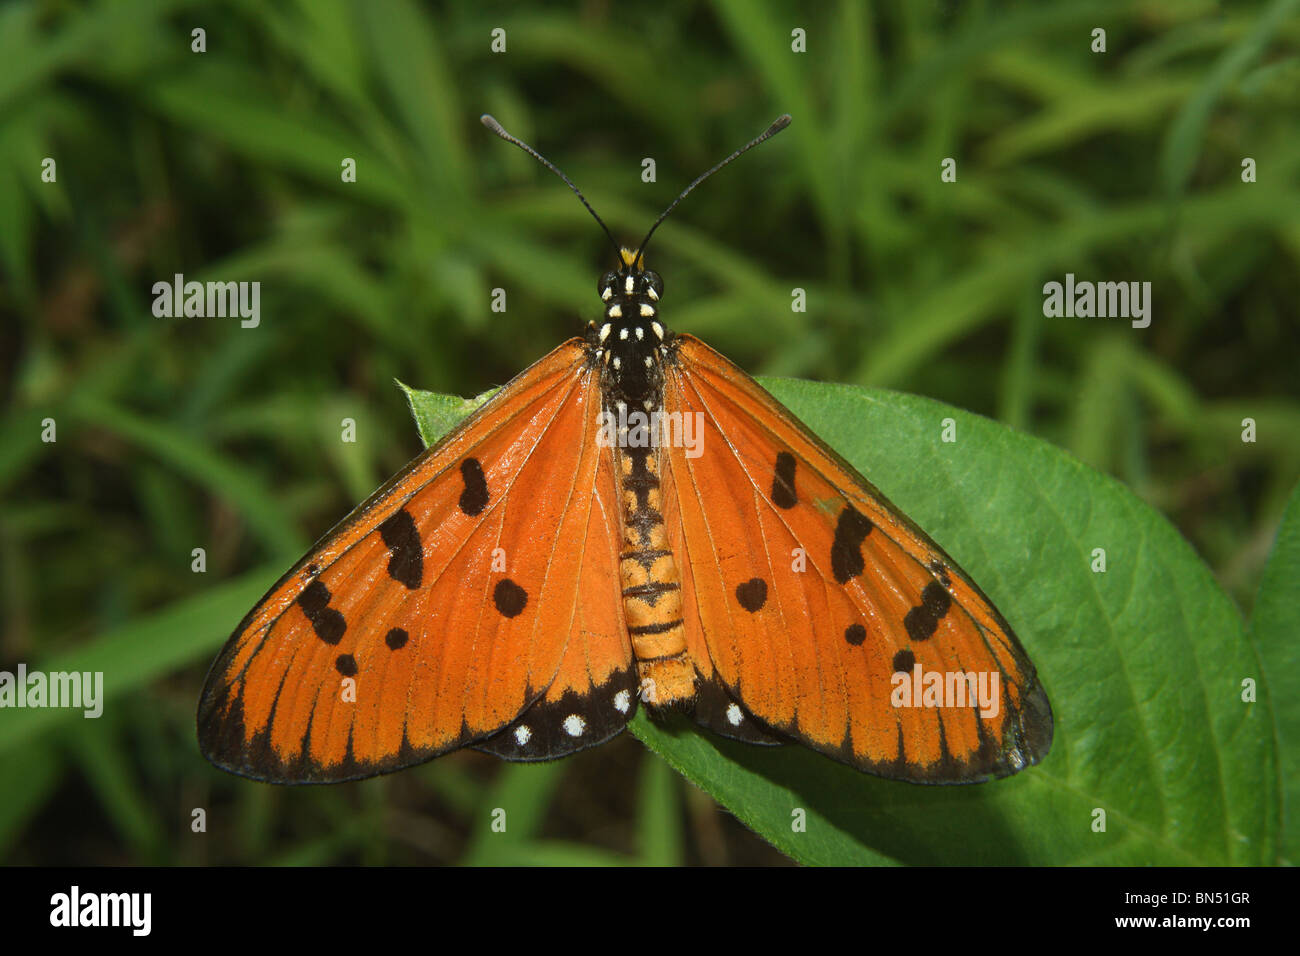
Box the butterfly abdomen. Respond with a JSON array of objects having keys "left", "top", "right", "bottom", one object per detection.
[{"left": 616, "top": 442, "right": 694, "bottom": 706}]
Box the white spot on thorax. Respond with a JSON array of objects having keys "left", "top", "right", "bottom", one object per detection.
[
  {"left": 514, "top": 725, "right": 532, "bottom": 745},
  {"left": 612, "top": 357, "right": 621, "bottom": 370},
  {"left": 643, "top": 356, "right": 652, "bottom": 367},
  {"left": 640, "top": 303, "right": 655, "bottom": 317},
  {"left": 602, "top": 287, "right": 613, "bottom": 301},
  {"left": 607, "top": 304, "right": 622, "bottom": 318},
  {"left": 619, "top": 327, "right": 629, "bottom": 340},
  {"left": 625, "top": 275, "right": 634, "bottom": 294},
  {"left": 598, "top": 323, "right": 611, "bottom": 343},
  {"left": 614, "top": 689, "right": 631, "bottom": 714},
  {"left": 647, "top": 286, "right": 659, "bottom": 301},
  {"left": 635, "top": 327, "right": 644, "bottom": 340},
  {"left": 651, "top": 321, "right": 664, "bottom": 339},
  {"left": 725, "top": 703, "right": 743, "bottom": 726},
  {"left": 563, "top": 714, "right": 587, "bottom": 737}
]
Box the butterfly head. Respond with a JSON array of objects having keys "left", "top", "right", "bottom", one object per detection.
[{"left": 600, "top": 247, "right": 664, "bottom": 307}]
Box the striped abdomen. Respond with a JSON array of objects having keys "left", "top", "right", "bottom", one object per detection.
[{"left": 617, "top": 443, "right": 695, "bottom": 705}]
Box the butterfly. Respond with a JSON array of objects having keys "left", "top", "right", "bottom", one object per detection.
[{"left": 198, "top": 114, "right": 1052, "bottom": 785}]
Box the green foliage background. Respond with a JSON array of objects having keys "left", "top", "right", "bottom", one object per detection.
[{"left": 0, "top": 0, "right": 1296, "bottom": 865}]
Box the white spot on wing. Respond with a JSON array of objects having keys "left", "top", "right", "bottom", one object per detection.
[
  {"left": 515, "top": 725, "right": 532, "bottom": 745},
  {"left": 726, "top": 703, "right": 743, "bottom": 726},
  {"left": 563, "top": 714, "right": 586, "bottom": 737},
  {"left": 614, "top": 690, "right": 630, "bottom": 714}
]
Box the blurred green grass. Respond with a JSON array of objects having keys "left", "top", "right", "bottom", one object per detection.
[{"left": 0, "top": 0, "right": 1296, "bottom": 864}]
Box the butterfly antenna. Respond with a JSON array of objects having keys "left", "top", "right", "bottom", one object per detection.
[
  {"left": 634, "top": 114, "right": 791, "bottom": 269},
  {"left": 481, "top": 114, "right": 622, "bottom": 260}
]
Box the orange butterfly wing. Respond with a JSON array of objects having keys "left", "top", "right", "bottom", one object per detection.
[
  {"left": 660, "top": 335, "right": 1052, "bottom": 783},
  {"left": 198, "top": 340, "right": 637, "bottom": 782},
  {"left": 475, "top": 446, "right": 635, "bottom": 760}
]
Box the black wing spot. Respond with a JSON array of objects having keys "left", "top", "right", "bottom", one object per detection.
[
  {"left": 298, "top": 579, "right": 331, "bottom": 614},
  {"left": 494, "top": 578, "right": 528, "bottom": 618},
  {"left": 298, "top": 580, "right": 346, "bottom": 645},
  {"left": 335, "top": 654, "right": 358, "bottom": 677},
  {"left": 771, "top": 452, "right": 798, "bottom": 509},
  {"left": 844, "top": 623, "right": 866, "bottom": 646},
  {"left": 734, "top": 578, "right": 768, "bottom": 613},
  {"left": 921, "top": 581, "right": 951, "bottom": 617},
  {"left": 830, "top": 505, "right": 873, "bottom": 583},
  {"left": 459, "top": 458, "right": 489, "bottom": 516},
  {"left": 904, "top": 582, "right": 952, "bottom": 642},
  {"left": 312, "top": 609, "right": 346, "bottom": 645},
  {"left": 904, "top": 606, "right": 937, "bottom": 641},
  {"left": 892, "top": 648, "right": 916, "bottom": 673},
  {"left": 385, "top": 627, "right": 409, "bottom": 650},
  {"left": 378, "top": 508, "right": 423, "bottom": 589}
]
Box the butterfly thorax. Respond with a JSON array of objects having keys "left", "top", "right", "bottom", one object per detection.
[
  {"left": 588, "top": 251, "right": 695, "bottom": 707},
  {"left": 589, "top": 251, "right": 670, "bottom": 404}
]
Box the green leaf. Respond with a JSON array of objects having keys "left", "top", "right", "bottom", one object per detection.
[
  {"left": 397, "top": 380, "right": 496, "bottom": 449},
  {"left": 1248, "top": 479, "right": 1300, "bottom": 865},
  {"left": 398, "top": 376, "right": 1275, "bottom": 865}
]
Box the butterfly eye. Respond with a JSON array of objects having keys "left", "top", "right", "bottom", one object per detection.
[
  {"left": 645, "top": 270, "right": 663, "bottom": 299},
  {"left": 598, "top": 271, "right": 619, "bottom": 298}
]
